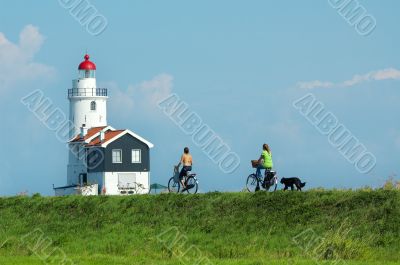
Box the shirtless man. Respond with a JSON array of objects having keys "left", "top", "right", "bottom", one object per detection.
[{"left": 176, "top": 147, "right": 193, "bottom": 191}]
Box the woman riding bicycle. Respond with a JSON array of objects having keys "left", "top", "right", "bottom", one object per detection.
[
  {"left": 245, "top": 144, "right": 276, "bottom": 192},
  {"left": 176, "top": 147, "right": 193, "bottom": 191},
  {"left": 256, "top": 143, "right": 273, "bottom": 178}
]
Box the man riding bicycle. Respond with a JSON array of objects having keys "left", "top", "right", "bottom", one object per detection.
[{"left": 176, "top": 147, "right": 193, "bottom": 192}]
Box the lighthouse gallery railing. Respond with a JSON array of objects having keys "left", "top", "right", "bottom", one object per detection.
[{"left": 68, "top": 88, "right": 108, "bottom": 97}]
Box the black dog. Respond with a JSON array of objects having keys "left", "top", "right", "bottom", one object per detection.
[{"left": 280, "top": 177, "right": 306, "bottom": 191}]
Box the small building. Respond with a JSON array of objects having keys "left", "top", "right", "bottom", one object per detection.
[{"left": 54, "top": 54, "right": 153, "bottom": 196}]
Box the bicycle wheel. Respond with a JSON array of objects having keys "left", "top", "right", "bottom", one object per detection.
[
  {"left": 185, "top": 176, "right": 198, "bottom": 194},
  {"left": 246, "top": 174, "right": 260, "bottom": 192},
  {"left": 263, "top": 177, "right": 278, "bottom": 191},
  {"left": 168, "top": 177, "right": 180, "bottom": 193},
  {"left": 264, "top": 181, "right": 278, "bottom": 192},
  {"left": 272, "top": 177, "right": 278, "bottom": 191}
]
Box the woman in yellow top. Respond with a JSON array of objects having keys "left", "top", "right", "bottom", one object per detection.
[
  {"left": 256, "top": 143, "right": 273, "bottom": 177},
  {"left": 176, "top": 147, "right": 193, "bottom": 189}
]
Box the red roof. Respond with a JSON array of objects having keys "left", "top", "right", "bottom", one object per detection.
[
  {"left": 86, "top": 130, "right": 125, "bottom": 146},
  {"left": 78, "top": 54, "right": 96, "bottom": 70},
  {"left": 69, "top": 126, "right": 154, "bottom": 148},
  {"left": 70, "top": 126, "right": 107, "bottom": 142}
]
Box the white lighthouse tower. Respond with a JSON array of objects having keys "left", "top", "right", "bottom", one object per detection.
[
  {"left": 67, "top": 54, "right": 108, "bottom": 185},
  {"left": 68, "top": 54, "right": 107, "bottom": 136}
]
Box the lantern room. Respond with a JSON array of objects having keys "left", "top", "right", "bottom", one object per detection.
[{"left": 78, "top": 54, "right": 96, "bottom": 78}]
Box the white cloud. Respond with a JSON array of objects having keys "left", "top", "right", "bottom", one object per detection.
[
  {"left": 106, "top": 73, "right": 174, "bottom": 119},
  {"left": 0, "top": 25, "right": 55, "bottom": 92},
  {"left": 342, "top": 68, "right": 400, "bottom": 87},
  {"left": 374, "top": 68, "right": 400, "bottom": 80},
  {"left": 296, "top": 80, "right": 334, "bottom": 89},
  {"left": 297, "top": 68, "right": 400, "bottom": 89},
  {"left": 137, "top": 73, "right": 174, "bottom": 106}
]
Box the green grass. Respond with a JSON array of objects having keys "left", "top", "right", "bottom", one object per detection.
[
  {"left": 1, "top": 256, "right": 400, "bottom": 265},
  {"left": 0, "top": 190, "right": 399, "bottom": 264}
]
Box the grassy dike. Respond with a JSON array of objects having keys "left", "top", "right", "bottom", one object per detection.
[{"left": 0, "top": 190, "right": 399, "bottom": 265}]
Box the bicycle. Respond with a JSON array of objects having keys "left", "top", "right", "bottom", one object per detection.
[
  {"left": 168, "top": 166, "right": 199, "bottom": 194},
  {"left": 117, "top": 182, "right": 146, "bottom": 195},
  {"left": 246, "top": 165, "right": 278, "bottom": 192}
]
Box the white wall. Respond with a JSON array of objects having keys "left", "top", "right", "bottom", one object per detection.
[
  {"left": 69, "top": 97, "right": 107, "bottom": 136},
  {"left": 103, "top": 172, "right": 150, "bottom": 195},
  {"left": 54, "top": 184, "right": 98, "bottom": 196},
  {"left": 136, "top": 172, "right": 150, "bottom": 193},
  {"left": 80, "top": 184, "right": 99, "bottom": 196},
  {"left": 68, "top": 78, "right": 108, "bottom": 138},
  {"left": 55, "top": 186, "right": 78, "bottom": 196},
  {"left": 104, "top": 172, "right": 119, "bottom": 195}
]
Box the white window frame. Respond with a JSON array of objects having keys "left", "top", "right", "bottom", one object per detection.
[
  {"left": 131, "top": 149, "right": 141, "bottom": 163},
  {"left": 112, "top": 149, "right": 122, "bottom": 164}
]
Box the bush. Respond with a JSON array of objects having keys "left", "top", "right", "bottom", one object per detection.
[{"left": 32, "top": 193, "right": 41, "bottom": 198}]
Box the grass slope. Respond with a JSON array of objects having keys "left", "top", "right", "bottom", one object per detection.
[{"left": 0, "top": 190, "right": 399, "bottom": 264}]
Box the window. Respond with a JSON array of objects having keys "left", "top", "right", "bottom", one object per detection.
[
  {"left": 79, "top": 70, "right": 95, "bottom": 79},
  {"left": 90, "top": 101, "right": 96, "bottom": 111},
  {"left": 112, "top": 149, "right": 122, "bottom": 163},
  {"left": 118, "top": 173, "right": 136, "bottom": 189},
  {"left": 132, "top": 149, "right": 141, "bottom": 163}
]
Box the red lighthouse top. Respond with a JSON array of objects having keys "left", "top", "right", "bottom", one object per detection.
[{"left": 78, "top": 54, "right": 96, "bottom": 70}]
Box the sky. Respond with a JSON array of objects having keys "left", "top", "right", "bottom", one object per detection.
[{"left": 0, "top": 0, "right": 399, "bottom": 195}]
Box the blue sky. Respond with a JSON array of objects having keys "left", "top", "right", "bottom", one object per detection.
[{"left": 0, "top": 0, "right": 399, "bottom": 195}]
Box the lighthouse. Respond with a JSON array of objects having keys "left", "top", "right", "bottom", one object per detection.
[
  {"left": 68, "top": 54, "right": 108, "bottom": 137},
  {"left": 56, "top": 53, "right": 154, "bottom": 196},
  {"left": 66, "top": 54, "right": 108, "bottom": 186}
]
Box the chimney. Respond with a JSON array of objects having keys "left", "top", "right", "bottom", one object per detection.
[
  {"left": 80, "top": 124, "right": 88, "bottom": 138},
  {"left": 100, "top": 130, "right": 105, "bottom": 142}
]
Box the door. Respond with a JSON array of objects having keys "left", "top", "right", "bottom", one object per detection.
[{"left": 79, "top": 173, "right": 88, "bottom": 186}]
